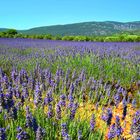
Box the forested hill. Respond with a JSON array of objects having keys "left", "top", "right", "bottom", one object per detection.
[
  {"left": 1, "top": 21, "right": 140, "bottom": 36},
  {"left": 20, "top": 21, "right": 140, "bottom": 36}
]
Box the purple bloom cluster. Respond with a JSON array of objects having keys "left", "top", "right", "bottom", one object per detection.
[
  {"left": 78, "top": 130, "right": 82, "bottom": 140},
  {"left": 114, "top": 93, "right": 121, "bottom": 107},
  {"left": 108, "top": 124, "right": 116, "bottom": 139},
  {"left": 34, "top": 82, "right": 42, "bottom": 106},
  {"left": 102, "top": 108, "right": 113, "bottom": 126},
  {"left": 25, "top": 106, "right": 33, "bottom": 128},
  {"left": 61, "top": 123, "right": 70, "bottom": 140},
  {"left": 44, "top": 89, "right": 53, "bottom": 105},
  {"left": 115, "top": 116, "right": 123, "bottom": 137},
  {"left": 56, "top": 103, "right": 61, "bottom": 120},
  {"left": 35, "top": 126, "right": 45, "bottom": 140},
  {"left": 25, "top": 106, "right": 38, "bottom": 132},
  {"left": 47, "top": 104, "right": 53, "bottom": 118},
  {"left": 59, "top": 94, "right": 66, "bottom": 107},
  {"left": 90, "top": 114, "right": 96, "bottom": 131},
  {"left": 131, "top": 110, "right": 140, "bottom": 139},
  {"left": 107, "top": 116, "right": 123, "bottom": 139},
  {"left": 16, "top": 127, "right": 30, "bottom": 140},
  {"left": 0, "top": 128, "right": 6, "bottom": 140},
  {"left": 132, "top": 99, "right": 137, "bottom": 108}
]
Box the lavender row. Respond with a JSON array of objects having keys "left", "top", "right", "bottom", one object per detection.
[{"left": 0, "top": 67, "right": 139, "bottom": 139}]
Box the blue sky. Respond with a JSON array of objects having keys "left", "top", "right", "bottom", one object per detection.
[{"left": 0, "top": 0, "right": 140, "bottom": 29}]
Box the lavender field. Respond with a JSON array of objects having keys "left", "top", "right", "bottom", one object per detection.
[{"left": 0, "top": 38, "right": 140, "bottom": 140}]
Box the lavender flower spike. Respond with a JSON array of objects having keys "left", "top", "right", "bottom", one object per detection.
[{"left": 90, "top": 114, "right": 96, "bottom": 131}]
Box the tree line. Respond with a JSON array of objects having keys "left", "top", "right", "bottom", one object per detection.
[{"left": 0, "top": 29, "right": 140, "bottom": 42}]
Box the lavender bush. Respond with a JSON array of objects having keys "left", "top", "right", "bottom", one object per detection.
[{"left": 0, "top": 38, "right": 139, "bottom": 140}]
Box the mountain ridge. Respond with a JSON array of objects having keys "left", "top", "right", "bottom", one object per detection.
[{"left": 1, "top": 21, "right": 140, "bottom": 36}]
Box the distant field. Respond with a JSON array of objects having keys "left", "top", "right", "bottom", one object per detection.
[{"left": 0, "top": 38, "right": 139, "bottom": 140}]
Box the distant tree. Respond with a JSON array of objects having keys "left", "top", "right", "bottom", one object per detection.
[
  {"left": 0, "top": 29, "right": 140, "bottom": 42},
  {"left": 43, "top": 34, "right": 53, "bottom": 40},
  {"left": 73, "top": 36, "right": 87, "bottom": 41},
  {"left": 62, "top": 36, "right": 74, "bottom": 41},
  {"left": 104, "top": 36, "right": 120, "bottom": 42},
  {"left": 13, "top": 33, "right": 24, "bottom": 38},
  {"left": 37, "top": 35, "right": 44, "bottom": 39},
  {"left": 6, "top": 29, "right": 18, "bottom": 35},
  {"left": 136, "top": 36, "right": 140, "bottom": 41},
  {"left": 0, "top": 31, "right": 7, "bottom": 37},
  {"left": 52, "top": 35, "right": 62, "bottom": 40}
]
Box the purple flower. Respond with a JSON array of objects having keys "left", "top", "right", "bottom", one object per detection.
[
  {"left": 32, "top": 117, "right": 38, "bottom": 132},
  {"left": 61, "top": 123, "right": 69, "bottom": 139},
  {"left": 107, "top": 90, "right": 111, "bottom": 97},
  {"left": 0, "top": 68, "right": 5, "bottom": 78},
  {"left": 78, "top": 130, "right": 82, "bottom": 140},
  {"left": 0, "top": 93, "right": 4, "bottom": 109},
  {"left": 16, "top": 127, "right": 30, "bottom": 140},
  {"left": 79, "top": 69, "right": 86, "bottom": 81},
  {"left": 101, "top": 108, "right": 112, "bottom": 126},
  {"left": 25, "top": 106, "right": 33, "bottom": 128},
  {"left": 90, "top": 114, "right": 96, "bottom": 131},
  {"left": 55, "top": 75, "right": 60, "bottom": 86},
  {"left": 15, "top": 86, "right": 21, "bottom": 98},
  {"left": 74, "top": 78, "right": 80, "bottom": 87},
  {"left": 108, "top": 124, "right": 116, "bottom": 139},
  {"left": 4, "top": 93, "right": 14, "bottom": 110},
  {"left": 15, "top": 102, "right": 22, "bottom": 110},
  {"left": 59, "top": 94, "right": 66, "bottom": 107},
  {"left": 132, "top": 99, "right": 137, "bottom": 108},
  {"left": 107, "top": 109, "right": 113, "bottom": 126},
  {"left": 69, "top": 108, "right": 76, "bottom": 120},
  {"left": 56, "top": 103, "right": 61, "bottom": 120},
  {"left": 69, "top": 83, "right": 74, "bottom": 95},
  {"left": 44, "top": 89, "right": 53, "bottom": 105},
  {"left": 25, "top": 106, "right": 38, "bottom": 132},
  {"left": 67, "top": 100, "right": 74, "bottom": 109},
  {"left": 69, "top": 102, "right": 78, "bottom": 120},
  {"left": 2, "top": 75, "right": 9, "bottom": 89},
  {"left": 122, "top": 97, "right": 127, "bottom": 106},
  {"left": 68, "top": 93, "right": 74, "bottom": 102},
  {"left": 34, "top": 82, "right": 42, "bottom": 106},
  {"left": 72, "top": 70, "right": 76, "bottom": 80},
  {"left": 0, "top": 128, "right": 6, "bottom": 140},
  {"left": 11, "top": 68, "right": 18, "bottom": 82},
  {"left": 19, "top": 69, "right": 28, "bottom": 84},
  {"left": 101, "top": 114, "right": 108, "bottom": 121},
  {"left": 36, "top": 126, "right": 45, "bottom": 140},
  {"left": 65, "top": 69, "right": 70, "bottom": 82},
  {"left": 114, "top": 93, "right": 121, "bottom": 107},
  {"left": 9, "top": 106, "right": 17, "bottom": 120},
  {"left": 22, "top": 87, "right": 29, "bottom": 98},
  {"left": 64, "top": 134, "right": 70, "bottom": 140},
  {"left": 46, "top": 71, "right": 52, "bottom": 85},
  {"left": 115, "top": 116, "right": 123, "bottom": 137},
  {"left": 47, "top": 104, "right": 53, "bottom": 118},
  {"left": 131, "top": 110, "right": 140, "bottom": 139},
  {"left": 122, "top": 90, "right": 127, "bottom": 97}
]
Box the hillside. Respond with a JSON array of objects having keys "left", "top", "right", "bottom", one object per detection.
[
  {"left": 1, "top": 21, "right": 140, "bottom": 36},
  {"left": 0, "top": 28, "right": 8, "bottom": 32}
]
